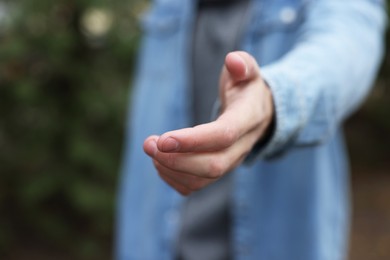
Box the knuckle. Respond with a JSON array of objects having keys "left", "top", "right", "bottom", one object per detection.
[
  {"left": 188, "top": 180, "right": 204, "bottom": 191},
  {"left": 180, "top": 190, "right": 192, "bottom": 196},
  {"left": 222, "top": 127, "right": 238, "bottom": 147},
  {"left": 189, "top": 136, "right": 199, "bottom": 151},
  {"left": 163, "top": 153, "right": 177, "bottom": 169},
  {"left": 154, "top": 160, "right": 163, "bottom": 171},
  {"left": 187, "top": 183, "right": 200, "bottom": 191},
  {"left": 208, "top": 157, "right": 227, "bottom": 178}
]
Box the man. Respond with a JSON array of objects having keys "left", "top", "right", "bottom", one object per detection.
[{"left": 116, "top": 0, "right": 386, "bottom": 259}]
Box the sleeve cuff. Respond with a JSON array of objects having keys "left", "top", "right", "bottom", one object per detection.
[{"left": 244, "top": 64, "right": 305, "bottom": 162}]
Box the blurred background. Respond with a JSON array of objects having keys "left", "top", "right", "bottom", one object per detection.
[{"left": 0, "top": 0, "right": 388, "bottom": 259}]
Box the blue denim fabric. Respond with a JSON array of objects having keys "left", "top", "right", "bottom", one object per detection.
[{"left": 116, "top": 0, "right": 386, "bottom": 259}]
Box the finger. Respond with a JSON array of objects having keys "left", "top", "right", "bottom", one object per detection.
[
  {"left": 156, "top": 119, "right": 239, "bottom": 153},
  {"left": 152, "top": 149, "right": 222, "bottom": 178},
  {"left": 143, "top": 135, "right": 159, "bottom": 157},
  {"left": 157, "top": 170, "right": 192, "bottom": 196},
  {"left": 223, "top": 51, "right": 260, "bottom": 85},
  {"left": 147, "top": 134, "right": 233, "bottom": 179},
  {"left": 152, "top": 129, "right": 259, "bottom": 179},
  {"left": 154, "top": 160, "right": 214, "bottom": 191}
]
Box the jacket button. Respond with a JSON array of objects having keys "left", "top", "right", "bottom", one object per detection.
[{"left": 280, "top": 7, "right": 297, "bottom": 24}]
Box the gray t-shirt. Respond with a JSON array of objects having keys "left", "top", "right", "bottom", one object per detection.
[{"left": 176, "top": 1, "right": 250, "bottom": 259}]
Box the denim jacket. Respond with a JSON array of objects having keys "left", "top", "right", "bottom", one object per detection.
[{"left": 116, "top": 0, "right": 386, "bottom": 259}]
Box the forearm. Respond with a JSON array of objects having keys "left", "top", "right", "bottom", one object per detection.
[{"left": 258, "top": 0, "right": 386, "bottom": 158}]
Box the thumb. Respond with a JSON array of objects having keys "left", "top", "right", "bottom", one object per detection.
[{"left": 223, "top": 51, "right": 260, "bottom": 84}]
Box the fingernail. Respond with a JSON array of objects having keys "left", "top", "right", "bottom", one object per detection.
[
  {"left": 161, "top": 137, "right": 180, "bottom": 152},
  {"left": 237, "top": 54, "right": 248, "bottom": 77},
  {"left": 145, "top": 139, "right": 158, "bottom": 157},
  {"left": 236, "top": 53, "right": 248, "bottom": 78}
]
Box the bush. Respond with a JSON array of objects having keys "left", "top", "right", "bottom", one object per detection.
[{"left": 0, "top": 0, "right": 146, "bottom": 258}]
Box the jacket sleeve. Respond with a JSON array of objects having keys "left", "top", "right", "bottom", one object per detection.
[{"left": 253, "top": 0, "right": 387, "bottom": 159}]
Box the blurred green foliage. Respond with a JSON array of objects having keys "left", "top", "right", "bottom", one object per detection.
[
  {"left": 0, "top": 0, "right": 147, "bottom": 258},
  {"left": 0, "top": 0, "right": 388, "bottom": 259}
]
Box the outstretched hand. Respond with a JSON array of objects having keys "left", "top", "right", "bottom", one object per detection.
[{"left": 143, "top": 51, "right": 274, "bottom": 195}]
